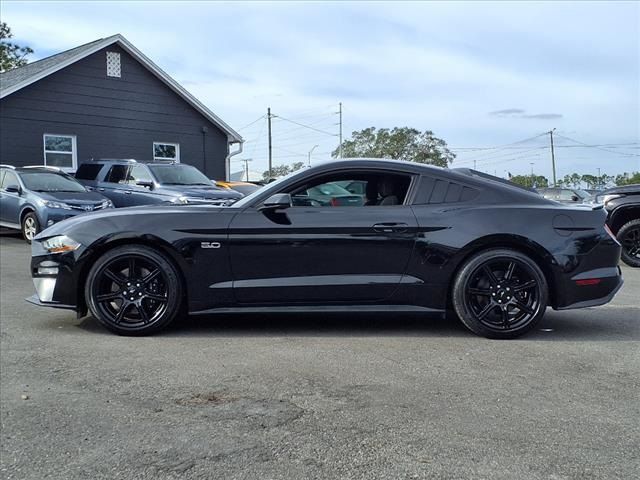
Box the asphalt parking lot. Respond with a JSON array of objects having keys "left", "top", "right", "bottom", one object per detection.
[{"left": 1, "top": 232, "right": 638, "bottom": 480}]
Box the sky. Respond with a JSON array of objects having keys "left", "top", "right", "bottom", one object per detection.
[{"left": 3, "top": 0, "right": 639, "bottom": 180}]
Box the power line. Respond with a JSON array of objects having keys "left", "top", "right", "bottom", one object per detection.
[
  {"left": 554, "top": 134, "right": 640, "bottom": 157},
  {"left": 237, "top": 115, "right": 266, "bottom": 131},
  {"left": 273, "top": 114, "right": 339, "bottom": 137}
]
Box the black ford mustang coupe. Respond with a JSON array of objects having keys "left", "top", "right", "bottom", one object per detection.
[{"left": 28, "top": 159, "right": 623, "bottom": 339}]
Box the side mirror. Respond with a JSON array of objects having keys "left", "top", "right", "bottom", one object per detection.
[
  {"left": 136, "top": 180, "right": 154, "bottom": 189},
  {"left": 259, "top": 193, "right": 292, "bottom": 211},
  {"left": 5, "top": 184, "right": 21, "bottom": 194}
]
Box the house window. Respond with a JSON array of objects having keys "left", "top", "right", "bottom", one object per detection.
[
  {"left": 153, "top": 142, "right": 180, "bottom": 162},
  {"left": 106, "top": 51, "right": 121, "bottom": 77},
  {"left": 43, "top": 134, "right": 77, "bottom": 171}
]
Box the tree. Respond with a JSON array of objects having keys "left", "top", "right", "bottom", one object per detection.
[
  {"left": 509, "top": 174, "right": 549, "bottom": 189},
  {"left": 0, "top": 23, "right": 33, "bottom": 72},
  {"left": 332, "top": 127, "right": 455, "bottom": 167},
  {"left": 262, "top": 161, "right": 306, "bottom": 181},
  {"left": 615, "top": 172, "right": 640, "bottom": 186}
]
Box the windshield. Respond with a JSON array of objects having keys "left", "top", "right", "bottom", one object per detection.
[
  {"left": 20, "top": 171, "right": 87, "bottom": 192},
  {"left": 148, "top": 165, "right": 213, "bottom": 186}
]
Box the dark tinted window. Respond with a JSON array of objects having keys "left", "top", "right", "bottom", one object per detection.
[
  {"left": 75, "top": 163, "right": 104, "bottom": 180},
  {"left": 415, "top": 175, "right": 479, "bottom": 204},
  {"left": 106, "top": 165, "right": 131, "bottom": 184}
]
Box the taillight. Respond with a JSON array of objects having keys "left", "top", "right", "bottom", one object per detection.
[
  {"left": 575, "top": 279, "right": 602, "bottom": 286},
  {"left": 330, "top": 197, "right": 339, "bottom": 207}
]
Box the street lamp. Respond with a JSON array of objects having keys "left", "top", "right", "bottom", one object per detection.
[{"left": 308, "top": 145, "right": 319, "bottom": 166}]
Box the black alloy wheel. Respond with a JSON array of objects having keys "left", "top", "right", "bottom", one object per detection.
[
  {"left": 452, "top": 249, "right": 548, "bottom": 339},
  {"left": 85, "top": 246, "right": 182, "bottom": 335},
  {"left": 617, "top": 219, "right": 640, "bottom": 268}
]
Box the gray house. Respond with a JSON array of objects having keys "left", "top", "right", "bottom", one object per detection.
[{"left": 0, "top": 34, "right": 243, "bottom": 180}]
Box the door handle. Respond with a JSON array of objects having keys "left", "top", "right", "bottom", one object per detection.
[
  {"left": 372, "top": 222, "right": 409, "bottom": 233},
  {"left": 97, "top": 188, "right": 105, "bottom": 192}
]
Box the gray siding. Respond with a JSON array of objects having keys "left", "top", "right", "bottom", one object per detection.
[{"left": 0, "top": 45, "right": 230, "bottom": 179}]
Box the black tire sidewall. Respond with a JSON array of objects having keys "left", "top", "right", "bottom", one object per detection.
[
  {"left": 452, "top": 248, "right": 549, "bottom": 339},
  {"left": 85, "top": 245, "right": 183, "bottom": 335},
  {"left": 21, "top": 212, "right": 40, "bottom": 244},
  {"left": 616, "top": 219, "right": 640, "bottom": 268}
]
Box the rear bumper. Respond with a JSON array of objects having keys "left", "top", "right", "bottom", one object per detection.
[{"left": 554, "top": 265, "right": 624, "bottom": 310}]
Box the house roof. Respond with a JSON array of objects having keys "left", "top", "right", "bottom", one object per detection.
[{"left": 0, "top": 34, "right": 242, "bottom": 143}]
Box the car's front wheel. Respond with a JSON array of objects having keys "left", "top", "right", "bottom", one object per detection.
[
  {"left": 452, "top": 248, "right": 548, "bottom": 339},
  {"left": 21, "top": 212, "right": 40, "bottom": 243},
  {"left": 617, "top": 219, "right": 640, "bottom": 268},
  {"left": 85, "top": 245, "right": 183, "bottom": 335}
]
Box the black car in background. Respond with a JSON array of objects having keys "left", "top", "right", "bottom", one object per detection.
[
  {"left": 75, "top": 160, "right": 242, "bottom": 207},
  {"left": 28, "top": 159, "right": 623, "bottom": 339},
  {"left": 595, "top": 184, "right": 639, "bottom": 267}
]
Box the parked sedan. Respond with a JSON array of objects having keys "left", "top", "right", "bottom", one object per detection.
[
  {"left": 28, "top": 159, "right": 623, "bottom": 339},
  {"left": 0, "top": 165, "right": 113, "bottom": 242}
]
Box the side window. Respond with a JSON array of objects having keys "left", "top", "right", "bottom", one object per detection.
[
  {"left": 2, "top": 171, "right": 19, "bottom": 190},
  {"left": 288, "top": 173, "right": 411, "bottom": 207},
  {"left": 0, "top": 170, "right": 5, "bottom": 188},
  {"left": 128, "top": 165, "right": 153, "bottom": 185},
  {"left": 105, "top": 165, "right": 131, "bottom": 184},
  {"left": 559, "top": 189, "right": 577, "bottom": 201},
  {"left": 75, "top": 163, "right": 104, "bottom": 180},
  {"left": 43, "top": 134, "right": 77, "bottom": 172}
]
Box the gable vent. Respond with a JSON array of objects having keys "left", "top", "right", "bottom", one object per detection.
[{"left": 106, "top": 51, "right": 121, "bottom": 77}]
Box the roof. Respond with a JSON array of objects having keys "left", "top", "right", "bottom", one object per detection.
[{"left": 0, "top": 34, "right": 242, "bottom": 143}]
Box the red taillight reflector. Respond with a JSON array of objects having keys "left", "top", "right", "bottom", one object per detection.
[
  {"left": 330, "top": 198, "right": 339, "bottom": 206},
  {"left": 576, "top": 279, "right": 602, "bottom": 286}
]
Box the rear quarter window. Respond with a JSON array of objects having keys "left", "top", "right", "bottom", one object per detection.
[
  {"left": 76, "top": 163, "right": 104, "bottom": 180},
  {"left": 413, "top": 175, "right": 479, "bottom": 204}
]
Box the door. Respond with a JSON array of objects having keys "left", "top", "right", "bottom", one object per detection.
[
  {"left": 227, "top": 172, "right": 418, "bottom": 304},
  {"left": 0, "top": 170, "right": 22, "bottom": 226}
]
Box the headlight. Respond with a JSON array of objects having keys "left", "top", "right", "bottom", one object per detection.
[
  {"left": 172, "top": 196, "right": 190, "bottom": 204},
  {"left": 41, "top": 235, "right": 81, "bottom": 254},
  {"left": 602, "top": 194, "right": 622, "bottom": 205},
  {"left": 101, "top": 199, "right": 114, "bottom": 208},
  {"left": 42, "top": 200, "right": 72, "bottom": 210}
]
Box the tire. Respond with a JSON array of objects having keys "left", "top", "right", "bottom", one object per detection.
[
  {"left": 85, "top": 245, "right": 183, "bottom": 335},
  {"left": 617, "top": 219, "right": 640, "bottom": 268},
  {"left": 452, "top": 248, "right": 548, "bottom": 339},
  {"left": 21, "top": 212, "right": 40, "bottom": 244}
]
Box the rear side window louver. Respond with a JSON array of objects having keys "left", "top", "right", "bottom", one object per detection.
[{"left": 414, "top": 176, "right": 479, "bottom": 204}]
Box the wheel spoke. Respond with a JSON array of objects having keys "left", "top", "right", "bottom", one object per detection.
[
  {"left": 512, "top": 299, "right": 534, "bottom": 315},
  {"left": 475, "top": 302, "right": 496, "bottom": 320},
  {"left": 136, "top": 303, "right": 150, "bottom": 324},
  {"left": 144, "top": 292, "right": 167, "bottom": 303},
  {"left": 504, "top": 262, "right": 516, "bottom": 280},
  {"left": 128, "top": 258, "right": 136, "bottom": 279},
  {"left": 513, "top": 280, "right": 536, "bottom": 292},
  {"left": 500, "top": 307, "right": 510, "bottom": 328},
  {"left": 482, "top": 266, "right": 499, "bottom": 286},
  {"left": 96, "top": 291, "right": 121, "bottom": 302},
  {"left": 468, "top": 288, "right": 491, "bottom": 296},
  {"left": 141, "top": 268, "right": 161, "bottom": 285},
  {"left": 103, "top": 269, "right": 126, "bottom": 286},
  {"left": 114, "top": 302, "right": 130, "bottom": 324}
]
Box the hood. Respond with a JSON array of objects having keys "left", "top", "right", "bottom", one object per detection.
[
  {"left": 601, "top": 184, "right": 639, "bottom": 196},
  {"left": 158, "top": 184, "right": 242, "bottom": 199},
  {"left": 34, "top": 203, "right": 227, "bottom": 240},
  {"left": 38, "top": 190, "right": 109, "bottom": 204}
]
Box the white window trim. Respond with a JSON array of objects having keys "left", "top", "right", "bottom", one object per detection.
[
  {"left": 43, "top": 134, "right": 77, "bottom": 172},
  {"left": 153, "top": 142, "right": 180, "bottom": 162}
]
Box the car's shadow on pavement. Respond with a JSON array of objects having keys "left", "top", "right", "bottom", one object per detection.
[{"left": 76, "top": 308, "right": 639, "bottom": 341}]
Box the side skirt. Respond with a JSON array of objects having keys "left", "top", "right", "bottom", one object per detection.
[{"left": 189, "top": 304, "right": 446, "bottom": 316}]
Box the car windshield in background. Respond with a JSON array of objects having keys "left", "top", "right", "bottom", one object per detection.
[
  {"left": 575, "top": 189, "right": 591, "bottom": 199},
  {"left": 20, "top": 172, "right": 87, "bottom": 192},
  {"left": 148, "top": 165, "right": 213, "bottom": 186}
]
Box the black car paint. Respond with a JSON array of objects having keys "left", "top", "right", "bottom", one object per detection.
[{"left": 29, "top": 160, "right": 623, "bottom": 318}]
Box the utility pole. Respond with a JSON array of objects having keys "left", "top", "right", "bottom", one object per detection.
[
  {"left": 338, "top": 102, "right": 343, "bottom": 159},
  {"left": 597, "top": 167, "right": 601, "bottom": 190},
  {"left": 267, "top": 107, "right": 273, "bottom": 179},
  {"left": 530, "top": 162, "right": 535, "bottom": 188},
  {"left": 238, "top": 158, "right": 252, "bottom": 182},
  {"left": 308, "top": 145, "right": 319, "bottom": 167},
  {"left": 549, "top": 128, "right": 557, "bottom": 186}
]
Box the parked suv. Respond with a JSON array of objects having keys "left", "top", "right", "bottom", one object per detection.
[
  {"left": 75, "top": 160, "right": 242, "bottom": 207},
  {"left": 595, "top": 184, "right": 639, "bottom": 267},
  {"left": 0, "top": 165, "right": 113, "bottom": 242}
]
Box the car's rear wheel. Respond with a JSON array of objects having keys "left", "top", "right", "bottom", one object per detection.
[
  {"left": 21, "top": 212, "right": 40, "bottom": 244},
  {"left": 452, "top": 249, "right": 548, "bottom": 339},
  {"left": 85, "top": 245, "right": 183, "bottom": 335},
  {"left": 617, "top": 219, "right": 640, "bottom": 268}
]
